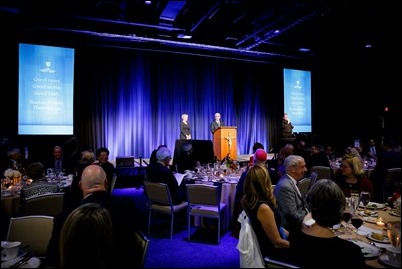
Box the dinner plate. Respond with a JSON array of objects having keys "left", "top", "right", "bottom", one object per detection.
[
  {"left": 363, "top": 216, "right": 378, "bottom": 224},
  {"left": 350, "top": 240, "right": 381, "bottom": 258},
  {"left": 1, "top": 257, "right": 41, "bottom": 268},
  {"left": 359, "top": 202, "right": 386, "bottom": 210},
  {"left": 366, "top": 232, "right": 390, "bottom": 244},
  {"left": 389, "top": 211, "right": 401, "bottom": 217},
  {"left": 378, "top": 253, "right": 401, "bottom": 268},
  {"left": 1, "top": 249, "right": 27, "bottom": 262}
]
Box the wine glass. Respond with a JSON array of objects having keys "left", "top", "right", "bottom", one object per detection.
[
  {"left": 360, "top": 191, "right": 371, "bottom": 211},
  {"left": 386, "top": 221, "right": 401, "bottom": 264},
  {"left": 351, "top": 214, "right": 363, "bottom": 239}
]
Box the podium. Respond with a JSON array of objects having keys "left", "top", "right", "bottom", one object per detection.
[{"left": 213, "top": 126, "right": 237, "bottom": 161}]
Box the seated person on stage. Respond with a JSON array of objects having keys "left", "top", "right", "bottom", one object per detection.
[
  {"left": 289, "top": 179, "right": 366, "bottom": 268},
  {"left": 175, "top": 142, "right": 200, "bottom": 173},
  {"left": 146, "top": 147, "right": 186, "bottom": 204},
  {"left": 20, "top": 162, "right": 60, "bottom": 201}
]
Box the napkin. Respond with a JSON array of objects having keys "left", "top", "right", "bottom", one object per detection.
[{"left": 357, "top": 225, "right": 383, "bottom": 236}]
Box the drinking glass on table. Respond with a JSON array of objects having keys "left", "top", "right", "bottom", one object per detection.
[
  {"left": 350, "top": 193, "right": 360, "bottom": 213},
  {"left": 360, "top": 191, "right": 371, "bottom": 211},
  {"left": 351, "top": 213, "right": 363, "bottom": 239},
  {"left": 386, "top": 221, "right": 401, "bottom": 264}
]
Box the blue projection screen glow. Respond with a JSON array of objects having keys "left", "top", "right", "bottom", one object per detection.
[
  {"left": 283, "top": 68, "right": 312, "bottom": 133},
  {"left": 18, "top": 43, "right": 75, "bottom": 135}
]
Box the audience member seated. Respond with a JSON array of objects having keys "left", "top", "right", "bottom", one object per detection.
[
  {"left": 248, "top": 142, "right": 265, "bottom": 166},
  {"left": 273, "top": 155, "right": 309, "bottom": 231},
  {"left": 306, "top": 144, "right": 330, "bottom": 177},
  {"left": 276, "top": 143, "right": 294, "bottom": 180},
  {"left": 46, "top": 165, "right": 138, "bottom": 268},
  {"left": 61, "top": 156, "right": 94, "bottom": 214},
  {"left": 20, "top": 162, "right": 60, "bottom": 201},
  {"left": 94, "top": 147, "right": 115, "bottom": 193},
  {"left": 6, "top": 147, "right": 26, "bottom": 173},
  {"left": 145, "top": 147, "right": 186, "bottom": 204},
  {"left": 59, "top": 203, "right": 114, "bottom": 268},
  {"left": 232, "top": 148, "right": 267, "bottom": 238},
  {"left": 44, "top": 145, "right": 74, "bottom": 175},
  {"left": 149, "top": 144, "right": 167, "bottom": 165},
  {"left": 333, "top": 154, "right": 373, "bottom": 198},
  {"left": 289, "top": 179, "right": 366, "bottom": 268},
  {"left": 242, "top": 165, "right": 290, "bottom": 261},
  {"left": 369, "top": 138, "right": 401, "bottom": 202},
  {"left": 175, "top": 142, "right": 200, "bottom": 173}
]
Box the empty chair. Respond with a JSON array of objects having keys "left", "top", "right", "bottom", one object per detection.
[
  {"left": 383, "top": 168, "right": 401, "bottom": 202},
  {"left": 186, "top": 184, "right": 227, "bottom": 244},
  {"left": 7, "top": 215, "right": 54, "bottom": 258},
  {"left": 133, "top": 230, "right": 150, "bottom": 268},
  {"left": 297, "top": 178, "right": 311, "bottom": 199},
  {"left": 21, "top": 192, "right": 64, "bottom": 217},
  {"left": 310, "top": 166, "right": 331, "bottom": 181},
  {"left": 143, "top": 181, "right": 187, "bottom": 239}
]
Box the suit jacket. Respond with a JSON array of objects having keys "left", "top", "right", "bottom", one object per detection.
[
  {"left": 210, "top": 120, "right": 224, "bottom": 134},
  {"left": 146, "top": 162, "right": 186, "bottom": 204},
  {"left": 273, "top": 174, "right": 308, "bottom": 230}
]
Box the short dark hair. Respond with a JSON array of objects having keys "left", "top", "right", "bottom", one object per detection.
[
  {"left": 252, "top": 142, "right": 264, "bottom": 153},
  {"left": 26, "top": 162, "right": 45, "bottom": 180}
]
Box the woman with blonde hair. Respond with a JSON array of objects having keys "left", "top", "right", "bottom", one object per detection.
[
  {"left": 242, "top": 165, "right": 290, "bottom": 261},
  {"left": 333, "top": 153, "right": 373, "bottom": 198}
]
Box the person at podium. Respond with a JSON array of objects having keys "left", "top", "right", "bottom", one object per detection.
[{"left": 210, "top": 112, "right": 225, "bottom": 134}]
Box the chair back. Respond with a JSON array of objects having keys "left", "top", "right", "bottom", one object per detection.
[
  {"left": 264, "top": 257, "right": 300, "bottom": 268},
  {"left": 310, "top": 166, "right": 331, "bottom": 180},
  {"left": 133, "top": 230, "right": 150, "bottom": 268},
  {"left": 186, "top": 184, "right": 220, "bottom": 207},
  {"left": 144, "top": 181, "right": 172, "bottom": 206},
  {"left": 383, "top": 168, "right": 401, "bottom": 202},
  {"left": 186, "top": 184, "right": 227, "bottom": 243},
  {"left": 23, "top": 192, "right": 64, "bottom": 217},
  {"left": 143, "top": 181, "right": 187, "bottom": 239},
  {"left": 7, "top": 215, "right": 54, "bottom": 258},
  {"left": 297, "top": 178, "right": 311, "bottom": 198}
]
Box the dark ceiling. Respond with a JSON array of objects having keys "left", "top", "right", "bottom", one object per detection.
[{"left": 2, "top": 0, "right": 397, "bottom": 62}]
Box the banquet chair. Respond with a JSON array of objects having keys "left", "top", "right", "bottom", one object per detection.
[
  {"left": 143, "top": 181, "right": 187, "bottom": 239},
  {"left": 7, "top": 215, "right": 54, "bottom": 258},
  {"left": 297, "top": 178, "right": 311, "bottom": 199},
  {"left": 21, "top": 192, "right": 64, "bottom": 217},
  {"left": 186, "top": 184, "right": 227, "bottom": 244},
  {"left": 133, "top": 230, "right": 150, "bottom": 268},
  {"left": 264, "top": 257, "right": 300, "bottom": 268},
  {"left": 383, "top": 168, "right": 401, "bottom": 202},
  {"left": 310, "top": 166, "right": 331, "bottom": 181}
]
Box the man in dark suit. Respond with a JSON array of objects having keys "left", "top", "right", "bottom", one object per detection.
[
  {"left": 45, "top": 145, "right": 74, "bottom": 175},
  {"left": 46, "top": 165, "right": 139, "bottom": 267},
  {"left": 210, "top": 112, "right": 224, "bottom": 134},
  {"left": 146, "top": 147, "right": 186, "bottom": 204},
  {"left": 273, "top": 155, "right": 309, "bottom": 231}
]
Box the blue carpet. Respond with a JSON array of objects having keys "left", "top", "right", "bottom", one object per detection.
[{"left": 113, "top": 187, "right": 240, "bottom": 268}]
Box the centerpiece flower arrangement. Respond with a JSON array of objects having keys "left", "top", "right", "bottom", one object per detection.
[{"left": 4, "top": 168, "right": 21, "bottom": 179}]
